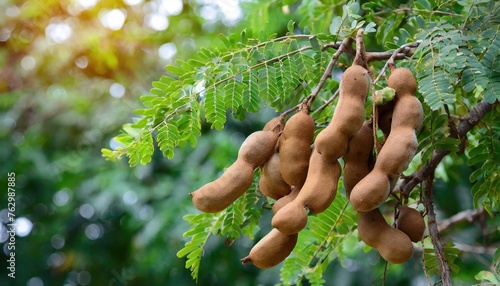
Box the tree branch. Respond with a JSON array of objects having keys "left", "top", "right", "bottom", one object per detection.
[
  {"left": 306, "top": 37, "right": 354, "bottom": 108},
  {"left": 423, "top": 175, "right": 453, "bottom": 286},
  {"left": 401, "top": 99, "right": 498, "bottom": 197},
  {"left": 438, "top": 208, "right": 486, "bottom": 233},
  {"left": 371, "top": 41, "right": 422, "bottom": 86}
]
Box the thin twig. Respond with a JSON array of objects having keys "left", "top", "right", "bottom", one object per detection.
[
  {"left": 414, "top": 242, "right": 498, "bottom": 255},
  {"left": 310, "top": 89, "right": 340, "bottom": 116},
  {"left": 423, "top": 175, "right": 452, "bottom": 286},
  {"left": 305, "top": 37, "right": 354, "bottom": 108},
  {"left": 371, "top": 41, "right": 422, "bottom": 86},
  {"left": 438, "top": 208, "right": 486, "bottom": 233}
]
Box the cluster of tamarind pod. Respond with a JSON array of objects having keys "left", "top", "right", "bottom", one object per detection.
[{"left": 190, "top": 63, "right": 427, "bottom": 268}]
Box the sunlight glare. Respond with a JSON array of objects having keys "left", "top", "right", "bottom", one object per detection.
[
  {"left": 161, "top": 0, "right": 183, "bottom": 16},
  {"left": 109, "top": 83, "right": 126, "bottom": 98},
  {"left": 158, "top": 43, "right": 177, "bottom": 60},
  {"left": 78, "top": 0, "right": 98, "bottom": 9},
  {"left": 75, "top": 56, "right": 89, "bottom": 69},
  {"left": 217, "top": 0, "right": 242, "bottom": 25},
  {"left": 6, "top": 6, "right": 20, "bottom": 17},
  {"left": 21, "top": 56, "right": 36, "bottom": 70},
  {"left": 124, "top": 0, "right": 143, "bottom": 5},
  {"left": 99, "top": 9, "right": 127, "bottom": 30},
  {"left": 145, "top": 13, "right": 169, "bottom": 31},
  {"left": 45, "top": 23, "right": 72, "bottom": 43},
  {"left": 14, "top": 217, "right": 33, "bottom": 237}
]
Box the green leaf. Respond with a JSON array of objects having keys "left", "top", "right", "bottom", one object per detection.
[{"left": 474, "top": 271, "right": 500, "bottom": 284}]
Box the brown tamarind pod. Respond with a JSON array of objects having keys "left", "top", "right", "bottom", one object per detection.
[
  {"left": 279, "top": 108, "right": 315, "bottom": 187},
  {"left": 271, "top": 199, "right": 308, "bottom": 235},
  {"left": 259, "top": 152, "right": 292, "bottom": 200},
  {"left": 343, "top": 120, "right": 374, "bottom": 198},
  {"left": 350, "top": 68, "right": 423, "bottom": 212},
  {"left": 314, "top": 65, "right": 370, "bottom": 162},
  {"left": 263, "top": 116, "right": 283, "bottom": 132},
  {"left": 299, "top": 151, "right": 342, "bottom": 213},
  {"left": 396, "top": 206, "right": 425, "bottom": 242},
  {"left": 272, "top": 186, "right": 299, "bottom": 214},
  {"left": 241, "top": 228, "right": 298, "bottom": 268},
  {"left": 191, "top": 125, "right": 279, "bottom": 213},
  {"left": 272, "top": 150, "right": 341, "bottom": 235},
  {"left": 358, "top": 208, "right": 414, "bottom": 264},
  {"left": 190, "top": 160, "right": 254, "bottom": 213},
  {"left": 238, "top": 130, "right": 279, "bottom": 169}
]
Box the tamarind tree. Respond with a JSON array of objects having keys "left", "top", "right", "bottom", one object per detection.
[{"left": 103, "top": 0, "right": 500, "bottom": 285}]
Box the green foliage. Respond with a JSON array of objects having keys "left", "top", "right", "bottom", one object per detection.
[
  {"left": 423, "top": 237, "right": 461, "bottom": 275},
  {"left": 103, "top": 33, "right": 336, "bottom": 165},
  {"left": 467, "top": 109, "right": 500, "bottom": 214},
  {"left": 177, "top": 184, "right": 263, "bottom": 281}
]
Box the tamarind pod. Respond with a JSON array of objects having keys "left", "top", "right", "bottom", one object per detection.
[
  {"left": 349, "top": 68, "right": 423, "bottom": 212},
  {"left": 279, "top": 109, "right": 315, "bottom": 187},
  {"left": 299, "top": 150, "right": 342, "bottom": 214},
  {"left": 190, "top": 160, "right": 254, "bottom": 213},
  {"left": 375, "top": 128, "right": 418, "bottom": 178},
  {"left": 263, "top": 116, "right": 283, "bottom": 132},
  {"left": 271, "top": 199, "right": 308, "bottom": 235},
  {"left": 238, "top": 130, "right": 279, "bottom": 169},
  {"left": 388, "top": 68, "right": 424, "bottom": 131},
  {"left": 396, "top": 206, "right": 425, "bottom": 242},
  {"left": 314, "top": 65, "right": 370, "bottom": 162},
  {"left": 259, "top": 153, "right": 292, "bottom": 200},
  {"left": 343, "top": 120, "right": 374, "bottom": 197},
  {"left": 358, "top": 208, "right": 414, "bottom": 264},
  {"left": 349, "top": 169, "right": 391, "bottom": 212},
  {"left": 387, "top": 67, "right": 417, "bottom": 98},
  {"left": 271, "top": 151, "right": 341, "bottom": 235},
  {"left": 241, "top": 228, "right": 298, "bottom": 268},
  {"left": 272, "top": 186, "right": 299, "bottom": 214}
]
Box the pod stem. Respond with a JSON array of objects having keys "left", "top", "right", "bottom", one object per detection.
[
  {"left": 354, "top": 29, "right": 369, "bottom": 70},
  {"left": 240, "top": 256, "right": 252, "bottom": 264}
]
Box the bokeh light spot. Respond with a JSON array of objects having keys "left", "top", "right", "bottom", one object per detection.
[
  {"left": 158, "top": 43, "right": 177, "bottom": 60},
  {"left": 27, "top": 277, "right": 44, "bottom": 286},
  {"left": 0, "top": 224, "right": 8, "bottom": 243},
  {"left": 161, "top": 0, "right": 183, "bottom": 16},
  {"left": 47, "top": 252, "right": 65, "bottom": 267},
  {"left": 15, "top": 217, "right": 33, "bottom": 237},
  {"left": 109, "top": 83, "right": 125, "bottom": 98},
  {"left": 145, "top": 13, "right": 169, "bottom": 31},
  {"left": 100, "top": 9, "right": 127, "bottom": 30},
  {"left": 53, "top": 189, "right": 72, "bottom": 206},
  {"left": 75, "top": 56, "right": 88, "bottom": 69},
  {"left": 78, "top": 0, "right": 98, "bottom": 9},
  {"left": 5, "top": 6, "right": 20, "bottom": 17},
  {"left": 21, "top": 56, "right": 36, "bottom": 70},
  {"left": 124, "top": 0, "right": 143, "bottom": 6},
  {"left": 85, "top": 223, "right": 102, "bottom": 240},
  {"left": 123, "top": 191, "right": 138, "bottom": 205},
  {"left": 45, "top": 23, "right": 72, "bottom": 43},
  {"left": 51, "top": 234, "right": 66, "bottom": 249},
  {"left": 78, "top": 271, "right": 92, "bottom": 285},
  {"left": 79, "top": 204, "right": 95, "bottom": 219}
]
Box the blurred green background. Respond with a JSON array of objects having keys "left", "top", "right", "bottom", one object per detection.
[{"left": 0, "top": 0, "right": 498, "bottom": 285}]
